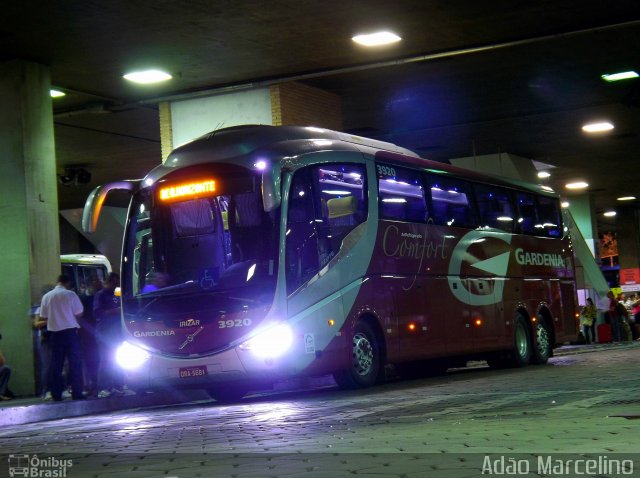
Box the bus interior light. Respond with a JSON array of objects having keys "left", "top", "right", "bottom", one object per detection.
[
  {"left": 239, "top": 324, "right": 293, "bottom": 359},
  {"left": 116, "top": 341, "right": 150, "bottom": 370}
]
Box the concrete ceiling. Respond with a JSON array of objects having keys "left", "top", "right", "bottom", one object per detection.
[{"left": 3, "top": 1, "right": 640, "bottom": 232}]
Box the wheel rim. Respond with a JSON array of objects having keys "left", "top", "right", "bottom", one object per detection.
[
  {"left": 535, "top": 322, "right": 551, "bottom": 359},
  {"left": 515, "top": 321, "right": 529, "bottom": 359},
  {"left": 352, "top": 332, "right": 374, "bottom": 376}
]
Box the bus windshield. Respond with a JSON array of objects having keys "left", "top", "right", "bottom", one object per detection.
[{"left": 124, "top": 169, "right": 280, "bottom": 307}]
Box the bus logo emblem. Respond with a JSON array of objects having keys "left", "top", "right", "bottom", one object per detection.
[
  {"left": 447, "top": 230, "right": 512, "bottom": 306},
  {"left": 179, "top": 318, "right": 200, "bottom": 327}
]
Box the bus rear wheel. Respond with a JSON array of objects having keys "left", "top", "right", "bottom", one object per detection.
[
  {"left": 333, "top": 321, "right": 381, "bottom": 389},
  {"left": 488, "top": 315, "right": 531, "bottom": 368},
  {"left": 531, "top": 316, "right": 552, "bottom": 364}
]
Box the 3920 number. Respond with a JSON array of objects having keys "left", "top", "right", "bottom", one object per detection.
[
  {"left": 218, "top": 318, "right": 253, "bottom": 329},
  {"left": 376, "top": 164, "right": 396, "bottom": 177}
]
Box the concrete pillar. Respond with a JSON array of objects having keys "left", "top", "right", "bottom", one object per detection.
[
  {"left": 0, "top": 60, "right": 60, "bottom": 396},
  {"left": 449, "top": 153, "right": 538, "bottom": 183},
  {"left": 567, "top": 195, "right": 598, "bottom": 257},
  {"left": 617, "top": 206, "right": 640, "bottom": 275}
]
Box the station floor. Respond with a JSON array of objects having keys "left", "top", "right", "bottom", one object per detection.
[{"left": 1, "top": 341, "right": 639, "bottom": 477}]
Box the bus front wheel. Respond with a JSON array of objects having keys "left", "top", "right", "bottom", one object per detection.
[{"left": 333, "top": 321, "right": 381, "bottom": 389}]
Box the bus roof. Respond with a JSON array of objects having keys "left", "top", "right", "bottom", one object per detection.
[
  {"left": 60, "top": 254, "right": 112, "bottom": 271},
  {"left": 147, "top": 125, "right": 557, "bottom": 199}
]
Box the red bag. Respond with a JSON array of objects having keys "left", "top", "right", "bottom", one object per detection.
[{"left": 597, "top": 323, "right": 612, "bottom": 343}]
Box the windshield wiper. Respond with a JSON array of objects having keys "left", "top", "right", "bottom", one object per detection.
[{"left": 136, "top": 280, "right": 200, "bottom": 298}]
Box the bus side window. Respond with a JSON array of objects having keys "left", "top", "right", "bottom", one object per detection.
[
  {"left": 285, "top": 164, "right": 367, "bottom": 295},
  {"left": 426, "top": 176, "right": 475, "bottom": 228},
  {"left": 515, "top": 192, "right": 538, "bottom": 235},
  {"left": 537, "top": 196, "right": 562, "bottom": 238},
  {"left": 377, "top": 164, "right": 427, "bottom": 222},
  {"left": 474, "top": 185, "right": 515, "bottom": 232},
  {"left": 286, "top": 168, "right": 320, "bottom": 294},
  {"left": 315, "top": 164, "right": 367, "bottom": 261}
]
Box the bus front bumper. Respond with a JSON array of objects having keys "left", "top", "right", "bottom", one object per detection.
[{"left": 116, "top": 340, "right": 299, "bottom": 390}]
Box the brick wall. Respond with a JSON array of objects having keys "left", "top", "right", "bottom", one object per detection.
[
  {"left": 270, "top": 82, "right": 342, "bottom": 131},
  {"left": 159, "top": 101, "right": 173, "bottom": 162}
]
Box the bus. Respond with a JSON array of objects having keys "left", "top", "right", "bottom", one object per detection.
[
  {"left": 82, "top": 125, "right": 577, "bottom": 401},
  {"left": 60, "top": 254, "right": 112, "bottom": 293}
]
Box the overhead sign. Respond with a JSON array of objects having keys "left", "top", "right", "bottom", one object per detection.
[
  {"left": 620, "top": 268, "right": 640, "bottom": 286},
  {"left": 159, "top": 179, "right": 216, "bottom": 202}
]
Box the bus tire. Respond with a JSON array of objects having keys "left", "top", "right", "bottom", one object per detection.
[
  {"left": 333, "top": 320, "right": 381, "bottom": 389},
  {"left": 206, "top": 383, "right": 249, "bottom": 403},
  {"left": 488, "top": 315, "right": 531, "bottom": 368},
  {"left": 531, "top": 316, "right": 553, "bottom": 365}
]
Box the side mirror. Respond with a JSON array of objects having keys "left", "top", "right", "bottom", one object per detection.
[
  {"left": 262, "top": 162, "right": 282, "bottom": 212},
  {"left": 82, "top": 180, "right": 140, "bottom": 233}
]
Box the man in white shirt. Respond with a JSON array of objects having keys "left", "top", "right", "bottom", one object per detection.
[{"left": 39, "top": 274, "right": 84, "bottom": 401}]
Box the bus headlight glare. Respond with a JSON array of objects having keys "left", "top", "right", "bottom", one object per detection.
[
  {"left": 116, "top": 341, "right": 151, "bottom": 370},
  {"left": 240, "top": 324, "right": 293, "bottom": 358}
]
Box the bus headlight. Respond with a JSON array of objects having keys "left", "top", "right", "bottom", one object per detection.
[
  {"left": 116, "top": 341, "right": 151, "bottom": 370},
  {"left": 239, "top": 324, "right": 293, "bottom": 359}
]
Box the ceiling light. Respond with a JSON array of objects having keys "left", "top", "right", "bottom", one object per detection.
[
  {"left": 123, "top": 69, "right": 172, "bottom": 84},
  {"left": 537, "top": 171, "right": 551, "bottom": 179},
  {"left": 561, "top": 202, "right": 570, "bottom": 208},
  {"left": 565, "top": 182, "right": 589, "bottom": 190},
  {"left": 617, "top": 196, "right": 636, "bottom": 201},
  {"left": 601, "top": 71, "right": 639, "bottom": 82},
  {"left": 582, "top": 122, "right": 614, "bottom": 133},
  {"left": 603, "top": 211, "right": 617, "bottom": 217},
  {"left": 50, "top": 89, "right": 66, "bottom": 98},
  {"left": 352, "top": 31, "right": 401, "bottom": 47}
]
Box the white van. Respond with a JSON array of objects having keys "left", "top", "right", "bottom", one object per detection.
[{"left": 60, "top": 254, "right": 112, "bottom": 293}]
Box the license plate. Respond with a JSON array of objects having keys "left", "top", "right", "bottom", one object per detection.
[{"left": 178, "top": 365, "right": 208, "bottom": 378}]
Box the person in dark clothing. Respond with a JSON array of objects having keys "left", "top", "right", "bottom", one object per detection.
[
  {"left": 94, "top": 273, "right": 124, "bottom": 397},
  {"left": 79, "top": 275, "right": 102, "bottom": 396},
  {"left": 0, "top": 334, "right": 13, "bottom": 400}
]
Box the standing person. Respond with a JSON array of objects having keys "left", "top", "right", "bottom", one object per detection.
[
  {"left": 38, "top": 275, "right": 85, "bottom": 401},
  {"left": 0, "top": 334, "right": 13, "bottom": 400},
  {"left": 79, "top": 276, "right": 102, "bottom": 397},
  {"left": 607, "top": 291, "right": 622, "bottom": 342},
  {"left": 94, "top": 273, "right": 124, "bottom": 397},
  {"left": 617, "top": 294, "right": 632, "bottom": 342},
  {"left": 633, "top": 295, "right": 640, "bottom": 341},
  {"left": 580, "top": 298, "right": 597, "bottom": 344}
]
